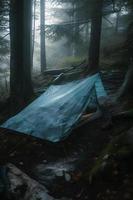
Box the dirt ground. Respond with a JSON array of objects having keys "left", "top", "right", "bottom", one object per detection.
[{"left": 0, "top": 115, "right": 133, "bottom": 199}]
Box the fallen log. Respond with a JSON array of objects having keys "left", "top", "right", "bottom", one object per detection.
[{"left": 42, "top": 69, "right": 66, "bottom": 75}]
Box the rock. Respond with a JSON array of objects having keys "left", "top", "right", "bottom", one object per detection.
[
  {"left": 103, "top": 154, "right": 109, "bottom": 160},
  {"left": 64, "top": 173, "right": 71, "bottom": 182},
  {"left": 34, "top": 157, "right": 77, "bottom": 190},
  {"left": 42, "top": 160, "right": 48, "bottom": 164},
  {"left": 19, "top": 162, "right": 24, "bottom": 166},
  {"left": 3, "top": 163, "right": 69, "bottom": 200},
  {"left": 6, "top": 163, "right": 56, "bottom": 200}
]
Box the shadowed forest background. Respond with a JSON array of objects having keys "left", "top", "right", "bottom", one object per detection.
[
  {"left": 0, "top": 0, "right": 133, "bottom": 200},
  {"left": 0, "top": 0, "right": 133, "bottom": 104}
]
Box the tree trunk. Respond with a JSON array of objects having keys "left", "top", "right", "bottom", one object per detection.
[
  {"left": 40, "top": 0, "right": 47, "bottom": 73},
  {"left": 32, "top": 0, "right": 36, "bottom": 69},
  {"left": 71, "top": 2, "right": 76, "bottom": 57},
  {"left": 115, "top": 11, "right": 120, "bottom": 33},
  {"left": 10, "top": 0, "right": 33, "bottom": 106},
  {"left": 118, "top": 62, "right": 133, "bottom": 100},
  {"left": 88, "top": 0, "right": 103, "bottom": 74},
  {"left": 118, "top": 21, "right": 133, "bottom": 101},
  {"left": 75, "top": 1, "right": 80, "bottom": 57},
  {"left": 85, "top": 22, "right": 89, "bottom": 43}
]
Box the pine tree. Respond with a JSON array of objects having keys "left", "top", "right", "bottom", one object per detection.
[
  {"left": 40, "top": 0, "right": 47, "bottom": 72},
  {"left": 10, "top": 0, "right": 33, "bottom": 105}
]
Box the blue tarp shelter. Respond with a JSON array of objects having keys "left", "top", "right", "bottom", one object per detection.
[{"left": 1, "top": 73, "right": 107, "bottom": 142}]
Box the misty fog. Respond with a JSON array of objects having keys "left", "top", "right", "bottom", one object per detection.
[{"left": 0, "top": 0, "right": 132, "bottom": 100}]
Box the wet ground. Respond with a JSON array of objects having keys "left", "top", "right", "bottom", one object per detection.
[
  {"left": 0, "top": 114, "right": 133, "bottom": 199},
  {"left": 0, "top": 69, "right": 133, "bottom": 199}
]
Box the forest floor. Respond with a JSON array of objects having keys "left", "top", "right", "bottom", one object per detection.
[{"left": 0, "top": 67, "right": 133, "bottom": 200}]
